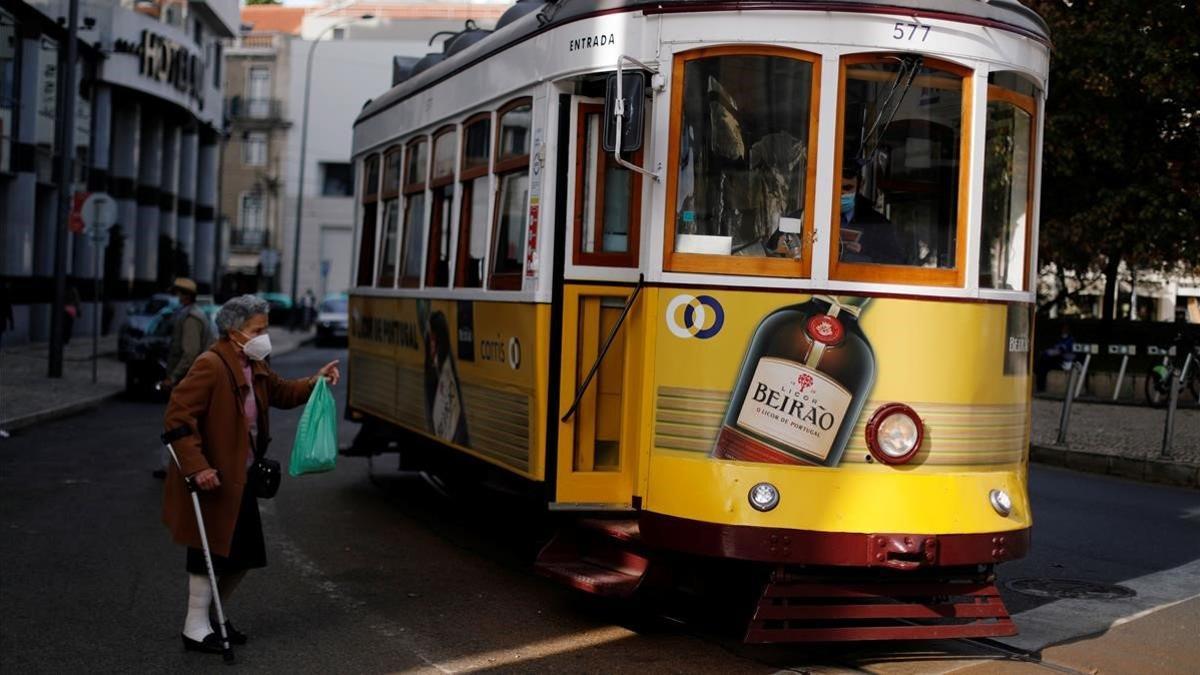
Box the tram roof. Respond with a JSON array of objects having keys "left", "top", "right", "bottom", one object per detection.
[{"left": 354, "top": 0, "right": 1049, "bottom": 128}]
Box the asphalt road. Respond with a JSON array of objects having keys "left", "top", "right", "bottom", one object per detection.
[{"left": 2, "top": 345, "right": 1199, "bottom": 673}]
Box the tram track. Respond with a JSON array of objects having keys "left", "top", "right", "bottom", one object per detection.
[
  {"left": 950, "top": 637, "right": 1091, "bottom": 675},
  {"left": 679, "top": 610, "right": 1098, "bottom": 675}
]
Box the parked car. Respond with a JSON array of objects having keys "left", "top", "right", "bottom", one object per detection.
[
  {"left": 315, "top": 293, "right": 349, "bottom": 346},
  {"left": 123, "top": 302, "right": 220, "bottom": 396},
  {"left": 257, "top": 292, "right": 294, "bottom": 325},
  {"left": 117, "top": 294, "right": 176, "bottom": 361}
]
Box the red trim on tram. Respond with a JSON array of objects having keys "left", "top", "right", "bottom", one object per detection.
[
  {"left": 640, "top": 511, "right": 1029, "bottom": 567},
  {"left": 641, "top": 2, "right": 1050, "bottom": 44}
]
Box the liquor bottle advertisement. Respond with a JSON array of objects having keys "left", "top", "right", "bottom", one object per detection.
[
  {"left": 712, "top": 294, "right": 875, "bottom": 467},
  {"left": 733, "top": 356, "right": 853, "bottom": 463},
  {"left": 657, "top": 291, "right": 1033, "bottom": 470}
]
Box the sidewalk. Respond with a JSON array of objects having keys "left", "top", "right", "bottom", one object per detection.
[
  {"left": 0, "top": 328, "right": 314, "bottom": 433},
  {"left": 1031, "top": 397, "right": 1200, "bottom": 488}
]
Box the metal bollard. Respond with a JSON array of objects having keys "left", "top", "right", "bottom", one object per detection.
[
  {"left": 1056, "top": 362, "right": 1081, "bottom": 446},
  {"left": 1162, "top": 353, "right": 1193, "bottom": 457},
  {"left": 1074, "top": 352, "right": 1092, "bottom": 399},
  {"left": 1112, "top": 354, "right": 1129, "bottom": 402}
]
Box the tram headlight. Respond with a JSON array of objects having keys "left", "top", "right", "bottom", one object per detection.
[
  {"left": 865, "top": 403, "right": 924, "bottom": 465},
  {"left": 748, "top": 482, "right": 780, "bottom": 512},
  {"left": 989, "top": 489, "right": 1013, "bottom": 517}
]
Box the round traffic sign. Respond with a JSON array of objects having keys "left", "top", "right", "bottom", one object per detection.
[{"left": 81, "top": 192, "right": 117, "bottom": 233}]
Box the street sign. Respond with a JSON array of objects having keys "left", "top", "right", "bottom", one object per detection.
[
  {"left": 81, "top": 192, "right": 117, "bottom": 238},
  {"left": 320, "top": 259, "right": 331, "bottom": 278},
  {"left": 69, "top": 191, "right": 90, "bottom": 233}
]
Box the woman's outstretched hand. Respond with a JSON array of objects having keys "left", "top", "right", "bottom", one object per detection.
[{"left": 316, "top": 360, "right": 341, "bottom": 386}]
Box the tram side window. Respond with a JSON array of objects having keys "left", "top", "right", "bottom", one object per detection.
[
  {"left": 834, "top": 55, "right": 968, "bottom": 282},
  {"left": 575, "top": 103, "right": 641, "bottom": 267},
  {"left": 376, "top": 146, "right": 403, "bottom": 286},
  {"left": 456, "top": 113, "right": 491, "bottom": 288},
  {"left": 489, "top": 98, "right": 533, "bottom": 290},
  {"left": 426, "top": 126, "right": 457, "bottom": 287},
  {"left": 980, "top": 72, "right": 1039, "bottom": 291},
  {"left": 670, "top": 49, "right": 819, "bottom": 276},
  {"left": 355, "top": 154, "right": 381, "bottom": 287},
  {"left": 398, "top": 137, "right": 428, "bottom": 287}
]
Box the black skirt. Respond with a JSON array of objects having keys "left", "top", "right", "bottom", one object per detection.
[{"left": 186, "top": 479, "right": 266, "bottom": 576}]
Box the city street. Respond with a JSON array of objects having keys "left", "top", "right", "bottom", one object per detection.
[{"left": 2, "top": 344, "right": 1199, "bottom": 674}]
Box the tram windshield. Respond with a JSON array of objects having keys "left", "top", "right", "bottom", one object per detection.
[
  {"left": 674, "top": 53, "right": 815, "bottom": 259},
  {"left": 838, "top": 57, "right": 964, "bottom": 272},
  {"left": 981, "top": 72, "right": 1039, "bottom": 291}
]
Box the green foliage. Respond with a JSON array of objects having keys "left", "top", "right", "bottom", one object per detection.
[
  {"left": 1026, "top": 0, "right": 1200, "bottom": 316},
  {"left": 245, "top": 0, "right": 280, "bottom": 5}
]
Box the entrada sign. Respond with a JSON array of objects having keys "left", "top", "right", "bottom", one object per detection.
[{"left": 113, "top": 30, "right": 205, "bottom": 109}]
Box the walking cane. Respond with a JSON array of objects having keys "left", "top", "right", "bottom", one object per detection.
[{"left": 161, "top": 425, "right": 235, "bottom": 664}]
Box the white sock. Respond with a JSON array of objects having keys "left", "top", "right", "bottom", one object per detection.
[{"left": 183, "top": 574, "right": 214, "bottom": 640}]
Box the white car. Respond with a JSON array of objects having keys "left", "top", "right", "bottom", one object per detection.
[{"left": 316, "top": 293, "right": 349, "bottom": 346}]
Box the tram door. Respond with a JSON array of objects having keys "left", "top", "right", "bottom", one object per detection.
[{"left": 554, "top": 96, "right": 647, "bottom": 508}]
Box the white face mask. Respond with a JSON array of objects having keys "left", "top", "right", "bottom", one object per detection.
[{"left": 237, "top": 331, "right": 272, "bottom": 361}]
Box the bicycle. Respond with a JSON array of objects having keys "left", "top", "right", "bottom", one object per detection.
[{"left": 1145, "top": 345, "right": 1199, "bottom": 407}]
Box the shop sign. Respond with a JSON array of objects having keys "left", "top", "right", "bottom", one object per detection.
[{"left": 113, "top": 30, "right": 205, "bottom": 110}]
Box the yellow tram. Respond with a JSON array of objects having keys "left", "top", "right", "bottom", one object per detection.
[{"left": 346, "top": 0, "right": 1049, "bottom": 641}]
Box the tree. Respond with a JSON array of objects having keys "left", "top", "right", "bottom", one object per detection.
[
  {"left": 245, "top": 0, "right": 281, "bottom": 5},
  {"left": 1026, "top": 0, "right": 1200, "bottom": 319}
]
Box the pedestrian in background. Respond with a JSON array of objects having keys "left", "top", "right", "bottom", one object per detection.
[
  {"left": 0, "top": 281, "right": 13, "bottom": 347},
  {"left": 153, "top": 278, "right": 216, "bottom": 479},
  {"left": 302, "top": 289, "right": 317, "bottom": 330},
  {"left": 63, "top": 286, "right": 81, "bottom": 345},
  {"left": 1035, "top": 320, "right": 1076, "bottom": 392},
  {"left": 160, "top": 278, "right": 214, "bottom": 391},
  {"left": 162, "top": 294, "right": 339, "bottom": 654}
]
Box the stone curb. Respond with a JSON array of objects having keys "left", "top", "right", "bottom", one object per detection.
[
  {"left": 1030, "top": 443, "right": 1200, "bottom": 489},
  {"left": 1, "top": 335, "right": 317, "bottom": 433},
  {"left": 1, "top": 390, "right": 124, "bottom": 432}
]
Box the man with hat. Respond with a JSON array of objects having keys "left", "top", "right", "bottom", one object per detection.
[
  {"left": 161, "top": 278, "right": 214, "bottom": 391},
  {"left": 154, "top": 278, "right": 215, "bottom": 478}
]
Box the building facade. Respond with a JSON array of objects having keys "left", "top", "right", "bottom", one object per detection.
[
  {"left": 218, "top": 31, "right": 291, "bottom": 297},
  {"left": 0, "top": 0, "right": 235, "bottom": 345},
  {"left": 223, "top": 1, "right": 508, "bottom": 303}
]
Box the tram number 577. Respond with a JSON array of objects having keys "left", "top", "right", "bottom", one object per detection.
[{"left": 892, "top": 22, "right": 931, "bottom": 42}]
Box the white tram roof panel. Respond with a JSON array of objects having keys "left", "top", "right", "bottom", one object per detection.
[{"left": 354, "top": 0, "right": 1049, "bottom": 128}]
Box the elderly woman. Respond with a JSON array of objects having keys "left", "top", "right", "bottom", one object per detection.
[{"left": 162, "top": 294, "right": 339, "bottom": 654}]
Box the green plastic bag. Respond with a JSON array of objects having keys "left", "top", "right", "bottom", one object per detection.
[{"left": 289, "top": 377, "right": 337, "bottom": 476}]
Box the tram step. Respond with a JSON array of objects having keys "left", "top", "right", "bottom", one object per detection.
[
  {"left": 535, "top": 519, "right": 648, "bottom": 598},
  {"left": 576, "top": 518, "right": 641, "bottom": 543},
  {"left": 745, "top": 570, "right": 1017, "bottom": 643},
  {"left": 535, "top": 560, "right": 645, "bottom": 597}
]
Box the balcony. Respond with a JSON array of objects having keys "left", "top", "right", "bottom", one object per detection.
[
  {"left": 230, "top": 228, "right": 269, "bottom": 250},
  {"left": 227, "top": 96, "right": 286, "bottom": 123},
  {"left": 235, "top": 34, "right": 279, "bottom": 50}
]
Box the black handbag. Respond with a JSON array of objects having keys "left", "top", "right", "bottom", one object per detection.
[{"left": 248, "top": 455, "right": 281, "bottom": 499}]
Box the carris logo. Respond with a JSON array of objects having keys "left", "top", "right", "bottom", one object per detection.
[
  {"left": 480, "top": 335, "right": 522, "bottom": 370},
  {"left": 666, "top": 294, "right": 724, "bottom": 339}
]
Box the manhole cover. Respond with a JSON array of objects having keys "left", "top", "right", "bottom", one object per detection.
[{"left": 1006, "top": 578, "right": 1136, "bottom": 600}]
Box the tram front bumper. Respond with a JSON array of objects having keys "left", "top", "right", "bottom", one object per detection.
[{"left": 640, "top": 511, "right": 1027, "bottom": 567}]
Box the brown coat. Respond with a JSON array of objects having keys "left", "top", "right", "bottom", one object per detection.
[{"left": 161, "top": 338, "right": 314, "bottom": 556}]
